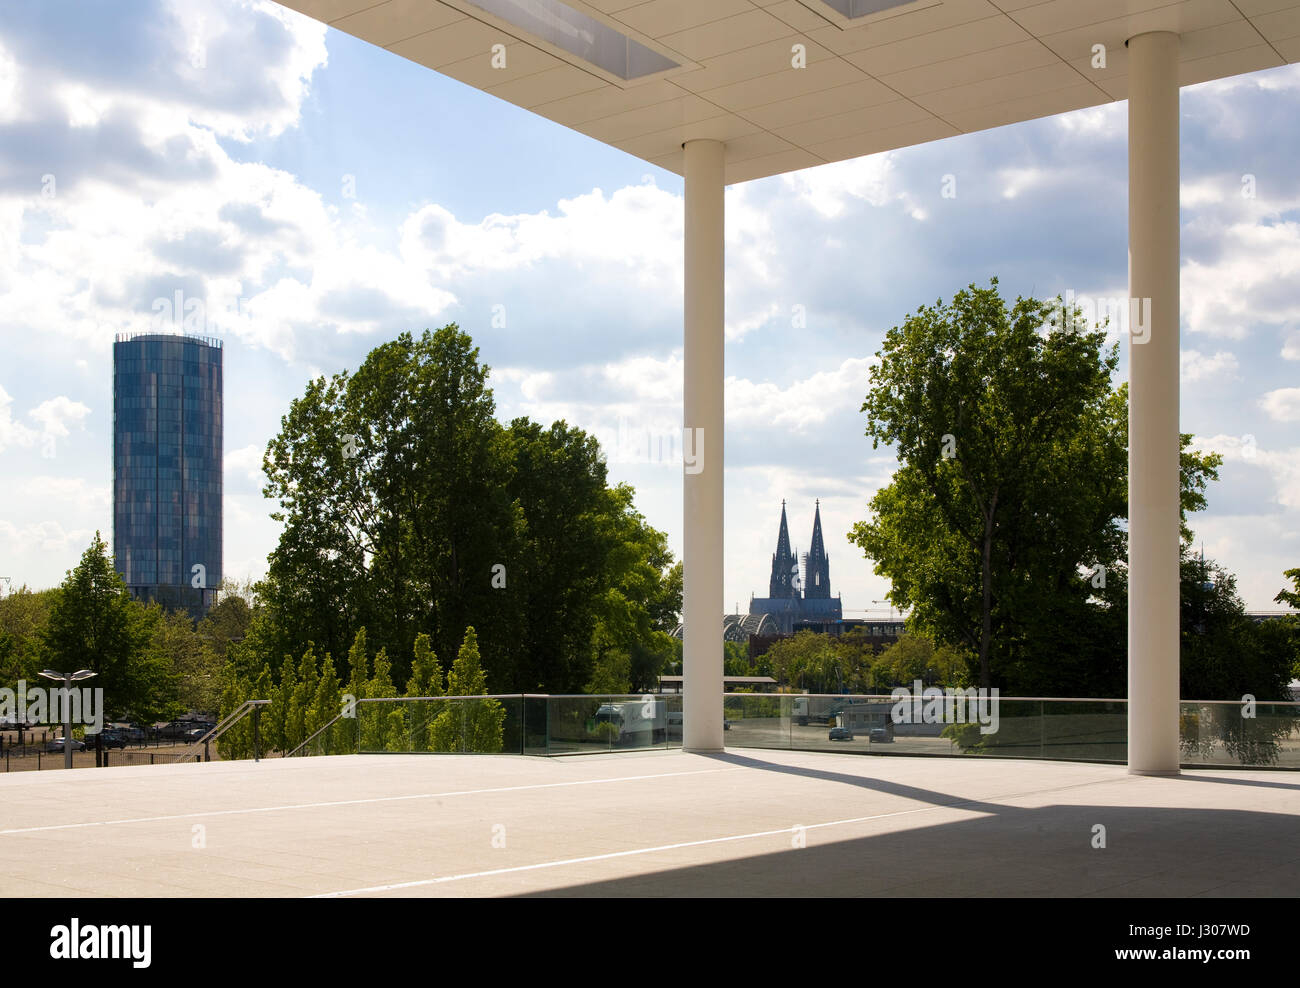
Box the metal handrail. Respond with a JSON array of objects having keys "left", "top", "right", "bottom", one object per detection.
[
  {"left": 357, "top": 694, "right": 525, "bottom": 702},
  {"left": 175, "top": 699, "right": 271, "bottom": 763},
  {"left": 721, "top": 693, "right": 1300, "bottom": 705},
  {"left": 284, "top": 710, "right": 352, "bottom": 758}
]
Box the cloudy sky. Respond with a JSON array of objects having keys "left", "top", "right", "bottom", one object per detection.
[{"left": 1, "top": 0, "right": 1297, "bottom": 617}]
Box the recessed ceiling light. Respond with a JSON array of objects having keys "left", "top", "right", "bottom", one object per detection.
[
  {"left": 820, "top": 0, "right": 919, "bottom": 17},
  {"left": 459, "top": 0, "right": 678, "bottom": 80}
]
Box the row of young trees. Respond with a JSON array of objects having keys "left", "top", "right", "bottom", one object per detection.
[{"left": 217, "top": 626, "right": 504, "bottom": 757}]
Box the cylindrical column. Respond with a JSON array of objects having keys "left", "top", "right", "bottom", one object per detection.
[
  {"left": 682, "top": 139, "right": 725, "bottom": 753},
  {"left": 1127, "top": 31, "right": 1181, "bottom": 776}
]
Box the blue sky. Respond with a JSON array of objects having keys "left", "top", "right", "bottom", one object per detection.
[{"left": 1, "top": 0, "right": 1298, "bottom": 615}]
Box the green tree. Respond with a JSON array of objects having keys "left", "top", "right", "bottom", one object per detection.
[
  {"left": 285, "top": 645, "right": 319, "bottom": 752},
  {"left": 216, "top": 663, "right": 249, "bottom": 760},
  {"left": 406, "top": 632, "right": 442, "bottom": 750},
  {"left": 431, "top": 627, "right": 504, "bottom": 753},
  {"left": 1275, "top": 569, "right": 1300, "bottom": 610},
  {"left": 1181, "top": 555, "right": 1293, "bottom": 701},
  {"left": 261, "top": 327, "right": 520, "bottom": 690},
  {"left": 629, "top": 638, "right": 674, "bottom": 693},
  {"left": 307, "top": 652, "right": 340, "bottom": 737},
  {"left": 40, "top": 533, "right": 178, "bottom": 723},
  {"left": 764, "top": 631, "right": 847, "bottom": 692},
  {"left": 0, "top": 586, "right": 57, "bottom": 686},
  {"left": 407, "top": 633, "right": 443, "bottom": 697},
  {"left": 584, "top": 648, "right": 631, "bottom": 694},
  {"left": 250, "top": 666, "right": 273, "bottom": 757},
  {"left": 151, "top": 608, "right": 223, "bottom": 715},
  {"left": 360, "top": 646, "right": 397, "bottom": 751},
  {"left": 850, "top": 281, "right": 1221, "bottom": 693},
  {"left": 871, "top": 634, "right": 970, "bottom": 688},
  {"left": 270, "top": 652, "right": 297, "bottom": 753},
  {"left": 346, "top": 627, "right": 369, "bottom": 705},
  {"left": 258, "top": 327, "right": 679, "bottom": 696},
  {"left": 591, "top": 487, "right": 682, "bottom": 672}
]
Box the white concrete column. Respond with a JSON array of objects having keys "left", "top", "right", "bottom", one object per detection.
[
  {"left": 1127, "top": 31, "right": 1181, "bottom": 776},
  {"left": 682, "top": 139, "right": 725, "bottom": 753}
]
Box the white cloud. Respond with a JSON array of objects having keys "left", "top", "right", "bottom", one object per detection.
[
  {"left": 1180, "top": 348, "right": 1238, "bottom": 383},
  {"left": 0, "top": 40, "right": 21, "bottom": 125},
  {"left": 1182, "top": 220, "right": 1300, "bottom": 339},
  {"left": 1254, "top": 446, "right": 1300, "bottom": 510},
  {"left": 13, "top": 476, "right": 109, "bottom": 508},
  {"left": 1055, "top": 103, "right": 1123, "bottom": 138},
  {"left": 28, "top": 395, "right": 90, "bottom": 438},
  {"left": 779, "top": 155, "right": 901, "bottom": 219},
  {"left": 225, "top": 443, "right": 265, "bottom": 486},
  {"left": 0, "top": 384, "right": 37, "bottom": 452},
  {"left": 1193, "top": 433, "right": 1300, "bottom": 510},
  {"left": 1283, "top": 332, "right": 1300, "bottom": 361},
  {"left": 727, "top": 357, "right": 875, "bottom": 432},
  {"left": 399, "top": 183, "right": 683, "bottom": 289},
  {"left": 0, "top": 519, "right": 93, "bottom": 555},
  {"left": 1001, "top": 166, "right": 1048, "bottom": 200},
  {"left": 0, "top": 387, "right": 88, "bottom": 452},
  {"left": 1260, "top": 387, "right": 1300, "bottom": 423},
  {"left": 1180, "top": 179, "right": 1224, "bottom": 208},
  {"left": 0, "top": 0, "right": 340, "bottom": 361}
]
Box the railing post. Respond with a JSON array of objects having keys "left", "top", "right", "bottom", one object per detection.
[{"left": 253, "top": 705, "right": 262, "bottom": 763}]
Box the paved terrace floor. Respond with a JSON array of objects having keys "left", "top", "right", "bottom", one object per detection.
[{"left": 1, "top": 750, "right": 1297, "bottom": 897}]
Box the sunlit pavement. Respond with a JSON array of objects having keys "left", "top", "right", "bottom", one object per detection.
[{"left": 1, "top": 750, "right": 1296, "bottom": 897}]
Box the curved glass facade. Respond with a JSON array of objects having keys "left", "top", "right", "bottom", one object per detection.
[{"left": 113, "top": 333, "right": 222, "bottom": 616}]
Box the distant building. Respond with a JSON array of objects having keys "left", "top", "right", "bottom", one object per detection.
[
  {"left": 747, "top": 500, "right": 842, "bottom": 634},
  {"left": 113, "top": 333, "right": 223, "bottom": 617},
  {"left": 669, "top": 500, "right": 906, "bottom": 654}
]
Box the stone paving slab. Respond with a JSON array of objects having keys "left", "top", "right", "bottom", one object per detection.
[{"left": 0, "top": 750, "right": 1296, "bottom": 897}]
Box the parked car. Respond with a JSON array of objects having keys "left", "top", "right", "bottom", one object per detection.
[
  {"left": 829, "top": 726, "right": 854, "bottom": 741},
  {"left": 159, "top": 719, "right": 215, "bottom": 741},
  {"left": 95, "top": 730, "right": 128, "bottom": 749},
  {"left": 185, "top": 727, "right": 213, "bottom": 744},
  {"left": 869, "top": 727, "right": 892, "bottom": 744},
  {"left": 43, "top": 737, "right": 86, "bottom": 753}
]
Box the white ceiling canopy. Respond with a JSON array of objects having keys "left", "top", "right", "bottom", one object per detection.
[{"left": 280, "top": 0, "right": 1300, "bottom": 184}]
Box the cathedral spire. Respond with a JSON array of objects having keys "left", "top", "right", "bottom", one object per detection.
[
  {"left": 805, "top": 499, "right": 831, "bottom": 598},
  {"left": 768, "top": 501, "right": 797, "bottom": 598}
]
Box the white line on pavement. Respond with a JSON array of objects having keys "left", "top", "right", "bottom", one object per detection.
[
  {"left": 0, "top": 767, "right": 742, "bottom": 836},
  {"left": 310, "top": 802, "right": 987, "bottom": 897}
]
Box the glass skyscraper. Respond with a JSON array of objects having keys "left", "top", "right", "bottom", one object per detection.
[{"left": 113, "top": 333, "right": 223, "bottom": 617}]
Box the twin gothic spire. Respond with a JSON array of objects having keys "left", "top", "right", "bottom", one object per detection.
[{"left": 767, "top": 500, "right": 830, "bottom": 600}]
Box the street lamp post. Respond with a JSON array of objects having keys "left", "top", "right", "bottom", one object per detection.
[{"left": 37, "top": 669, "right": 97, "bottom": 770}]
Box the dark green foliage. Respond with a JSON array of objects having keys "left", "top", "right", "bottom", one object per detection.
[
  {"left": 256, "top": 325, "right": 679, "bottom": 695},
  {"left": 39, "top": 532, "right": 179, "bottom": 723},
  {"left": 851, "top": 280, "right": 1223, "bottom": 696}
]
